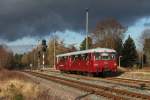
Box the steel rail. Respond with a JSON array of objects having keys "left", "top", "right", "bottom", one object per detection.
[{"left": 25, "top": 71, "right": 150, "bottom": 100}]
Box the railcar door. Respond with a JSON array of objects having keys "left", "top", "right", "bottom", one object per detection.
[
  {"left": 76, "top": 54, "right": 82, "bottom": 71},
  {"left": 75, "top": 55, "right": 82, "bottom": 71},
  {"left": 68, "top": 56, "right": 72, "bottom": 71},
  {"left": 71, "top": 55, "right": 77, "bottom": 71},
  {"left": 65, "top": 56, "right": 69, "bottom": 71},
  {"left": 86, "top": 53, "right": 93, "bottom": 72},
  {"left": 81, "top": 54, "right": 87, "bottom": 72}
]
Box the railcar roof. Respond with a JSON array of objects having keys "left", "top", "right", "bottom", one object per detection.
[{"left": 56, "top": 48, "right": 116, "bottom": 57}]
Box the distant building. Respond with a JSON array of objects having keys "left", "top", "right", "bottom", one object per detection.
[{"left": 144, "top": 39, "right": 150, "bottom": 65}]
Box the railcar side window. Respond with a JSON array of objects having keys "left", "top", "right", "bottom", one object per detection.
[
  {"left": 95, "top": 53, "right": 101, "bottom": 60},
  {"left": 62, "top": 57, "right": 65, "bottom": 61},
  {"left": 81, "top": 54, "right": 85, "bottom": 60},
  {"left": 78, "top": 55, "right": 82, "bottom": 60},
  {"left": 111, "top": 53, "right": 116, "bottom": 59},
  {"left": 81, "top": 54, "right": 87, "bottom": 60},
  {"left": 71, "top": 55, "right": 75, "bottom": 61},
  {"left": 86, "top": 53, "right": 91, "bottom": 60},
  {"left": 101, "top": 53, "right": 112, "bottom": 60},
  {"left": 101, "top": 56, "right": 111, "bottom": 60},
  {"left": 75, "top": 55, "right": 78, "bottom": 60},
  {"left": 64, "top": 56, "right": 67, "bottom": 61},
  {"left": 85, "top": 54, "right": 88, "bottom": 60}
]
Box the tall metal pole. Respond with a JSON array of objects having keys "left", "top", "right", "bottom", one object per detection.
[
  {"left": 38, "top": 40, "right": 40, "bottom": 69},
  {"left": 86, "top": 8, "right": 89, "bottom": 50},
  {"left": 33, "top": 45, "right": 35, "bottom": 68},
  {"left": 119, "top": 56, "right": 122, "bottom": 68},
  {"left": 53, "top": 33, "right": 56, "bottom": 68},
  {"left": 119, "top": 56, "right": 121, "bottom": 68},
  {"left": 32, "top": 45, "right": 34, "bottom": 67}
]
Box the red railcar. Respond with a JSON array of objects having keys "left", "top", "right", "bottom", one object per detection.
[{"left": 56, "top": 48, "right": 117, "bottom": 74}]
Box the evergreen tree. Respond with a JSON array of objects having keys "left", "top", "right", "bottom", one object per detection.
[
  {"left": 80, "top": 36, "right": 92, "bottom": 50},
  {"left": 121, "top": 35, "right": 138, "bottom": 67},
  {"left": 115, "top": 38, "right": 123, "bottom": 56},
  {"left": 13, "top": 54, "right": 23, "bottom": 69}
]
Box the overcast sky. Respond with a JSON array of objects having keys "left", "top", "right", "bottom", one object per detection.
[{"left": 0, "top": 0, "right": 150, "bottom": 53}]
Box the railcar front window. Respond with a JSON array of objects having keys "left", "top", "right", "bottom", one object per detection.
[
  {"left": 95, "top": 52, "right": 115, "bottom": 60},
  {"left": 101, "top": 56, "right": 111, "bottom": 60}
]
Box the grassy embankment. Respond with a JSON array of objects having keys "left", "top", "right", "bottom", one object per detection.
[{"left": 0, "top": 69, "right": 60, "bottom": 100}]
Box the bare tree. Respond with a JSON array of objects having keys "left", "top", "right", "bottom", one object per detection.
[
  {"left": 92, "top": 18, "right": 125, "bottom": 51},
  {"left": 140, "top": 28, "right": 150, "bottom": 44},
  {"left": 140, "top": 28, "right": 150, "bottom": 66},
  {"left": 0, "top": 45, "right": 13, "bottom": 69},
  {"left": 47, "top": 36, "right": 77, "bottom": 67}
]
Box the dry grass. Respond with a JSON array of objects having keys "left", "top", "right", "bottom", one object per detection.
[
  {"left": 0, "top": 79, "right": 40, "bottom": 100},
  {"left": 0, "top": 69, "right": 61, "bottom": 100},
  {"left": 0, "top": 69, "right": 29, "bottom": 81}
]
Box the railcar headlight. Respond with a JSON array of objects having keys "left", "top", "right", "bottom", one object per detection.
[{"left": 114, "top": 63, "right": 117, "bottom": 66}]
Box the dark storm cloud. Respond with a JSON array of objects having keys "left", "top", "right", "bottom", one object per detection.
[{"left": 0, "top": 0, "right": 150, "bottom": 41}]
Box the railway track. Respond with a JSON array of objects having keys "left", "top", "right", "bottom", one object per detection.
[
  {"left": 45, "top": 70, "right": 150, "bottom": 90},
  {"left": 106, "top": 77, "right": 150, "bottom": 89},
  {"left": 106, "top": 77, "right": 150, "bottom": 84},
  {"left": 25, "top": 71, "right": 150, "bottom": 100},
  {"left": 64, "top": 74, "right": 150, "bottom": 90}
]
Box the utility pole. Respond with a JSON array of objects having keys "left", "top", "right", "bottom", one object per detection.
[
  {"left": 53, "top": 33, "right": 56, "bottom": 69},
  {"left": 119, "top": 56, "right": 122, "bottom": 68},
  {"left": 37, "top": 40, "right": 40, "bottom": 69},
  {"left": 86, "top": 8, "right": 89, "bottom": 50},
  {"left": 32, "top": 45, "right": 34, "bottom": 67}
]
